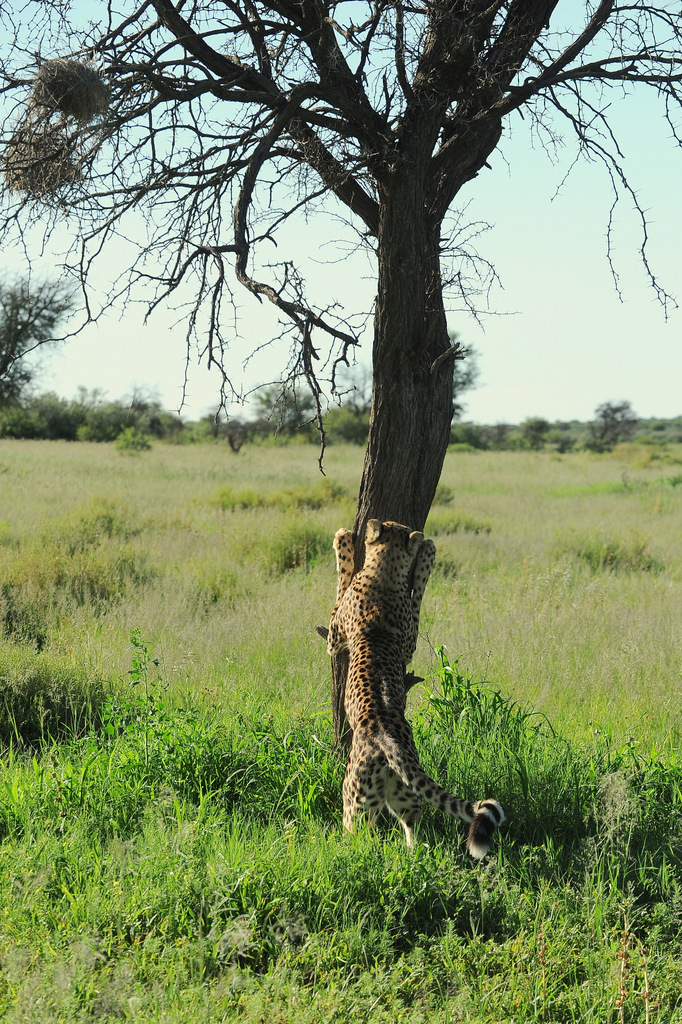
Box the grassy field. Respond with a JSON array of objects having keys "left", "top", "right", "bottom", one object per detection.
[{"left": 1, "top": 439, "right": 681, "bottom": 1022}]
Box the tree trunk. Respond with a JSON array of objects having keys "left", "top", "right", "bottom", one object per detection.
[
  {"left": 354, "top": 185, "right": 454, "bottom": 534},
  {"left": 332, "top": 172, "right": 455, "bottom": 750}
]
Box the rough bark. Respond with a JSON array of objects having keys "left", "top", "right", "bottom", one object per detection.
[{"left": 355, "top": 185, "right": 455, "bottom": 533}]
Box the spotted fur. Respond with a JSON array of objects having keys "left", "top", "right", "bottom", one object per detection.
[{"left": 328, "top": 519, "right": 504, "bottom": 858}]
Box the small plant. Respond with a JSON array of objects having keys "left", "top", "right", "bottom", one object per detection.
[
  {"left": 434, "top": 483, "right": 455, "bottom": 504},
  {"left": 108, "top": 629, "right": 164, "bottom": 766},
  {"left": 209, "top": 484, "right": 270, "bottom": 510},
  {"left": 0, "top": 645, "right": 107, "bottom": 745},
  {"left": 273, "top": 479, "right": 348, "bottom": 510},
  {"left": 57, "top": 496, "right": 140, "bottom": 554}
]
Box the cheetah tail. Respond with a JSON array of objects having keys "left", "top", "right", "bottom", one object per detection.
[{"left": 466, "top": 799, "right": 506, "bottom": 860}]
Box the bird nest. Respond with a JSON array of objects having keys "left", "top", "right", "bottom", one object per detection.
[
  {"left": 31, "top": 59, "right": 109, "bottom": 121},
  {"left": 3, "top": 121, "right": 80, "bottom": 195}
]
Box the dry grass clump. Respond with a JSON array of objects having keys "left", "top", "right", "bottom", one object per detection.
[
  {"left": 209, "top": 478, "right": 349, "bottom": 512},
  {"left": 31, "top": 59, "right": 109, "bottom": 121},
  {"left": 426, "top": 508, "right": 492, "bottom": 536},
  {"left": 0, "top": 499, "right": 152, "bottom": 649},
  {"left": 562, "top": 533, "right": 664, "bottom": 574},
  {"left": 0, "top": 645, "right": 108, "bottom": 746},
  {"left": 3, "top": 120, "right": 79, "bottom": 195}
]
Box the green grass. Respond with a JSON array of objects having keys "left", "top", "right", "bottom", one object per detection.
[
  {"left": 0, "top": 645, "right": 680, "bottom": 1022},
  {"left": 0, "top": 439, "right": 681, "bottom": 1021}
]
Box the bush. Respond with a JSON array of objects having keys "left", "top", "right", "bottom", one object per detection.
[
  {"left": 78, "top": 401, "right": 136, "bottom": 442},
  {"left": 0, "top": 403, "right": 41, "bottom": 439},
  {"left": 324, "top": 406, "right": 369, "bottom": 445},
  {"left": 449, "top": 422, "right": 488, "bottom": 449},
  {"left": 26, "top": 392, "right": 83, "bottom": 440},
  {"left": 520, "top": 417, "right": 552, "bottom": 450},
  {"left": 115, "top": 426, "right": 152, "bottom": 452},
  {"left": 426, "top": 509, "right": 492, "bottom": 535}
]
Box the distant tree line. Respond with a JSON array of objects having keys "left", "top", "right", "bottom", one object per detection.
[
  {"left": 2, "top": 382, "right": 680, "bottom": 452},
  {"left": 0, "top": 387, "right": 185, "bottom": 442},
  {"left": 451, "top": 404, "right": 682, "bottom": 452}
]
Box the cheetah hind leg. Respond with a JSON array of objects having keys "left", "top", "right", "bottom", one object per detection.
[
  {"left": 343, "top": 760, "right": 420, "bottom": 847},
  {"left": 383, "top": 767, "right": 422, "bottom": 850}
]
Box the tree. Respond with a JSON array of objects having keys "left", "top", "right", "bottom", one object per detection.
[
  {"left": 0, "top": 279, "right": 73, "bottom": 405},
  {"left": 588, "top": 400, "right": 638, "bottom": 450},
  {"left": 452, "top": 344, "right": 480, "bottom": 421},
  {"left": 520, "top": 416, "right": 551, "bottom": 450},
  {"left": 1, "top": 3, "right": 680, "bottom": 744},
  {"left": 252, "top": 384, "right": 318, "bottom": 438}
]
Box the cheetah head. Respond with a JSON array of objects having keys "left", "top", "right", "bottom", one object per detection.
[{"left": 365, "top": 519, "right": 424, "bottom": 561}]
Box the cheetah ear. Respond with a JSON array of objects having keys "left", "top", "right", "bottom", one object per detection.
[
  {"left": 408, "top": 530, "right": 424, "bottom": 556},
  {"left": 366, "top": 519, "right": 383, "bottom": 544}
]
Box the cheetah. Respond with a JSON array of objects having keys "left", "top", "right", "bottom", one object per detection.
[{"left": 327, "top": 519, "right": 504, "bottom": 859}]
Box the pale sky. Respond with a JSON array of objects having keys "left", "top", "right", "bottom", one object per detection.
[{"left": 9, "top": 43, "right": 682, "bottom": 426}]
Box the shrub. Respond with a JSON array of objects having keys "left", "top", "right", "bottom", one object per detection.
[
  {"left": 26, "top": 392, "right": 83, "bottom": 440},
  {"left": 449, "top": 422, "right": 488, "bottom": 449},
  {"left": 434, "top": 483, "right": 455, "bottom": 504},
  {"left": 271, "top": 480, "right": 348, "bottom": 510},
  {"left": 0, "top": 403, "right": 40, "bottom": 439},
  {"left": 209, "top": 485, "right": 271, "bottom": 511},
  {"left": 52, "top": 497, "right": 140, "bottom": 555},
  {"left": 324, "top": 406, "right": 369, "bottom": 445},
  {"left": 520, "top": 417, "right": 552, "bottom": 450}
]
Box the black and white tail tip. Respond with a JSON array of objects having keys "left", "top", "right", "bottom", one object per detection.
[{"left": 466, "top": 800, "right": 505, "bottom": 860}]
